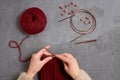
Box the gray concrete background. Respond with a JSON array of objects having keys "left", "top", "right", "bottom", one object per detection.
[{"left": 0, "top": 0, "right": 120, "bottom": 80}]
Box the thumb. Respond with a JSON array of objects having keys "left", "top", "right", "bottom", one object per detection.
[{"left": 42, "top": 57, "right": 52, "bottom": 65}]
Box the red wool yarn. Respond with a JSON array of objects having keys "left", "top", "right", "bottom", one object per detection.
[
  {"left": 20, "top": 7, "right": 47, "bottom": 34},
  {"left": 9, "top": 7, "right": 47, "bottom": 62}
]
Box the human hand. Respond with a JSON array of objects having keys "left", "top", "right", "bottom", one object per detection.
[
  {"left": 56, "top": 53, "right": 80, "bottom": 79},
  {"left": 26, "top": 45, "right": 52, "bottom": 78}
]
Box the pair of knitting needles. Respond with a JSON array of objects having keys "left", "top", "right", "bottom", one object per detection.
[{"left": 58, "top": 14, "right": 97, "bottom": 44}]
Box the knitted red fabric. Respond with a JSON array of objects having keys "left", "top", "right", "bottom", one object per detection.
[
  {"left": 38, "top": 57, "right": 73, "bottom": 80},
  {"left": 20, "top": 7, "right": 47, "bottom": 34}
]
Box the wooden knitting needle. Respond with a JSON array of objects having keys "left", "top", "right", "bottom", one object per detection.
[
  {"left": 75, "top": 39, "right": 97, "bottom": 44},
  {"left": 43, "top": 47, "right": 56, "bottom": 57},
  {"left": 58, "top": 15, "right": 74, "bottom": 22}
]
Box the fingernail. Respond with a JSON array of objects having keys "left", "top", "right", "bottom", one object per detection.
[{"left": 49, "top": 57, "right": 52, "bottom": 59}]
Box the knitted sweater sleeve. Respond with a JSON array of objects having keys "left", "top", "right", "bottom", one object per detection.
[
  {"left": 75, "top": 69, "right": 92, "bottom": 80},
  {"left": 17, "top": 72, "right": 33, "bottom": 80}
]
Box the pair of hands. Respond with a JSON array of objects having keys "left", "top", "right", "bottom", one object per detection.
[{"left": 27, "top": 45, "right": 80, "bottom": 79}]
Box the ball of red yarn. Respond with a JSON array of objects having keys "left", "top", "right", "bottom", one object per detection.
[{"left": 20, "top": 7, "right": 47, "bottom": 34}]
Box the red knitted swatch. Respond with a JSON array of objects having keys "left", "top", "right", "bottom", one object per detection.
[
  {"left": 20, "top": 7, "right": 47, "bottom": 34},
  {"left": 39, "top": 56, "right": 73, "bottom": 80}
]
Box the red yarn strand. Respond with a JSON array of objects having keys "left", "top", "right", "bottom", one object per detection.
[{"left": 8, "top": 35, "right": 31, "bottom": 62}]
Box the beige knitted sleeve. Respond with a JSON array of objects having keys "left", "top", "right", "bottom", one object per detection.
[
  {"left": 17, "top": 72, "right": 33, "bottom": 80},
  {"left": 75, "top": 69, "right": 92, "bottom": 80}
]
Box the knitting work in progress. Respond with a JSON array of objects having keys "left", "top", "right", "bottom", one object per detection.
[
  {"left": 39, "top": 55, "right": 73, "bottom": 80},
  {"left": 8, "top": 7, "right": 73, "bottom": 80}
]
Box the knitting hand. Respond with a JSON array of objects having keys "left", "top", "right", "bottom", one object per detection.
[
  {"left": 56, "top": 53, "right": 80, "bottom": 79},
  {"left": 27, "top": 45, "right": 52, "bottom": 78}
]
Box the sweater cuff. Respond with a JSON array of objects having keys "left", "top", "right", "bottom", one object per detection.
[
  {"left": 17, "top": 72, "right": 33, "bottom": 80},
  {"left": 75, "top": 69, "right": 92, "bottom": 80}
]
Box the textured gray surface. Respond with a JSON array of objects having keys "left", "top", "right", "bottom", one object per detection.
[{"left": 0, "top": 0, "right": 120, "bottom": 80}]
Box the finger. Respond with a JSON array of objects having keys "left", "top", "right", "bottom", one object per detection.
[
  {"left": 63, "top": 62, "right": 68, "bottom": 70},
  {"left": 63, "top": 53, "right": 77, "bottom": 64},
  {"left": 43, "top": 50, "right": 52, "bottom": 55},
  {"left": 62, "top": 53, "right": 74, "bottom": 59},
  {"left": 37, "top": 45, "right": 51, "bottom": 57},
  {"left": 42, "top": 57, "right": 52, "bottom": 65},
  {"left": 56, "top": 54, "right": 70, "bottom": 64}
]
